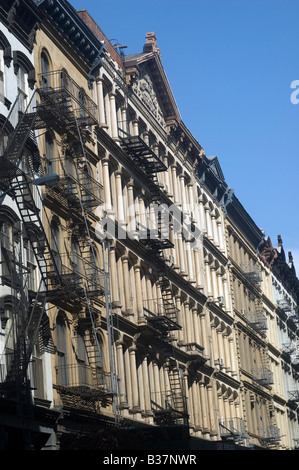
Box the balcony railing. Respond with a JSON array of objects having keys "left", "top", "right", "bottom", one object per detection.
[
  {"left": 46, "top": 252, "right": 105, "bottom": 300},
  {"left": 241, "top": 263, "right": 262, "bottom": 285},
  {"left": 143, "top": 298, "right": 180, "bottom": 332},
  {"left": 219, "top": 418, "right": 249, "bottom": 442},
  {"left": 245, "top": 310, "right": 268, "bottom": 332},
  {"left": 36, "top": 70, "right": 98, "bottom": 130},
  {"left": 55, "top": 363, "right": 112, "bottom": 397},
  {"left": 58, "top": 252, "right": 105, "bottom": 294},
  {"left": 45, "top": 157, "right": 103, "bottom": 210},
  {"left": 258, "top": 425, "right": 281, "bottom": 446},
  {"left": 252, "top": 367, "right": 274, "bottom": 386}
]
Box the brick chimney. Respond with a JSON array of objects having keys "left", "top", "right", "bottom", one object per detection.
[{"left": 143, "top": 32, "right": 160, "bottom": 56}]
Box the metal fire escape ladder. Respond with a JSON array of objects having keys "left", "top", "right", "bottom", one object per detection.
[
  {"left": 0, "top": 93, "right": 63, "bottom": 398},
  {"left": 119, "top": 131, "right": 188, "bottom": 426},
  {"left": 102, "top": 240, "right": 120, "bottom": 423},
  {"left": 0, "top": 241, "right": 47, "bottom": 401},
  {"left": 64, "top": 85, "right": 118, "bottom": 410}
]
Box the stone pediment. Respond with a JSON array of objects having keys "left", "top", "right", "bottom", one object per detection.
[
  {"left": 131, "top": 65, "right": 166, "bottom": 126},
  {"left": 124, "top": 33, "right": 181, "bottom": 126},
  {"left": 206, "top": 155, "right": 225, "bottom": 182}
]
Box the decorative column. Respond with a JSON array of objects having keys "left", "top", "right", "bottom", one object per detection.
[
  {"left": 177, "top": 231, "right": 186, "bottom": 275},
  {"left": 229, "top": 336, "right": 238, "bottom": 378},
  {"left": 163, "top": 155, "right": 170, "bottom": 193},
  {"left": 121, "top": 256, "right": 133, "bottom": 316},
  {"left": 109, "top": 245, "right": 120, "bottom": 306},
  {"left": 184, "top": 301, "right": 192, "bottom": 345},
  {"left": 210, "top": 262, "right": 218, "bottom": 300},
  {"left": 96, "top": 75, "right": 106, "bottom": 127},
  {"left": 132, "top": 119, "right": 139, "bottom": 136},
  {"left": 217, "top": 327, "right": 225, "bottom": 371},
  {"left": 199, "top": 380, "right": 209, "bottom": 433},
  {"left": 193, "top": 380, "right": 202, "bottom": 435},
  {"left": 192, "top": 307, "right": 200, "bottom": 346},
  {"left": 153, "top": 360, "right": 161, "bottom": 407},
  {"left": 180, "top": 174, "right": 187, "bottom": 211},
  {"left": 205, "top": 205, "right": 212, "bottom": 239},
  {"left": 217, "top": 220, "right": 225, "bottom": 251},
  {"left": 171, "top": 165, "right": 180, "bottom": 205},
  {"left": 211, "top": 321, "right": 219, "bottom": 366},
  {"left": 186, "top": 240, "right": 195, "bottom": 282},
  {"left": 175, "top": 294, "right": 184, "bottom": 344},
  {"left": 211, "top": 210, "right": 219, "bottom": 246},
  {"left": 187, "top": 183, "right": 194, "bottom": 214},
  {"left": 115, "top": 340, "right": 128, "bottom": 410},
  {"left": 198, "top": 195, "right": 206, "bottom": 234},
  {"left": 141, "top": 355, "right": 152, "bottom": 418},
  {"left": 109, "top": 87, "right": 119, "bottom": 140},
  {"left": 207, "top": 384, "right": 216, "bottom": 436},
  {"left": 121, "top": 106, "right": 127, "bottom": 134},
  {"left": 102, "top": 158, "right": 112, "bottom": 208},
  {"left": 115, "top": 170, "right": 125, "bottom": 224},
  {"left": 127, "top": 180, "right": 136, "bottom": 235},
  {"left": 129, "top": 344, "right": 140, "bottom": 412},
  {"left": 217, "top": 269, "right": 224, "bottom": 301},
  {"left": 199, "top": 310, "right": 208, "bottom": 353},
  {"left": 205, "top": 257, "right": 212, "bottom": 296},
  {"left": 134, "top": 264, "right": 145, "bottom": 324},
  {"left": 223, "top": 276, "right": 230, "bottom": 312}
]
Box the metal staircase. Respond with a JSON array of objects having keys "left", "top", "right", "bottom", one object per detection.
[
  {"left": 34, "top": 70, "right": 117, "bottom": 413},
  {"left": 119, "top": 130, "right": 188, "bottom": 426}
]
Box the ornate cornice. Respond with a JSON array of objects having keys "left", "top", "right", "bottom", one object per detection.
[
  {"left": 32, "top": 0, "right": 106, "bottom": 72},
  {"left": 0, "top": 0, "right": 42, "bottom": 52}
]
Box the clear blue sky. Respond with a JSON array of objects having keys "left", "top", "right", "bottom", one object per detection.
[{"left": 71, "top": 0, "right": 299, "bottom": 269}]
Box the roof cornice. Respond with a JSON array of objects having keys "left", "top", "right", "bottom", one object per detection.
[
  {"left": 124, "top": 50, "right": 181, "bottom": 123},
  {"left": 32, "top": 0, "right": 106, "bottom": 71}
]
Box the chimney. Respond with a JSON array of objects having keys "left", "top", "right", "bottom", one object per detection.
[{"left": 143, "top": 32, "right": 160, "bottom": 56}]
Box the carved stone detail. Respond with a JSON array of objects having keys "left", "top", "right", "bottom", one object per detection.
[{"left": 132, "top": 67, "right": 165, "bottom": 127}]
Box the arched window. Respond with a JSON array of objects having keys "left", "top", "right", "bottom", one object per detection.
[
  {"left": 17, "top": 64, "right": 27, "bottom": 113},
  {"left": 56, "top": 313, "right": 69, "bottom": 386},
  {"left": 0, "top": 113, "right": 13, "bottom": 156},
  {"left": 13, "top": 51, "right": 35, "bottom": 112},
  {"left": 76, "top": 331, "right": 89, "bottom": 386},
  {"left": 78, "top": 87, "right": 86, "bottom": 119},
  {"left": 45, "top": 133, "right": 54, "bottom": 174},
  {"left": 81, "top": 162, "right": 93, "bottom": 205},
  {"left": 41, "top": 51, "right": 50, "bottom": 89},
  {"left": 0, "top": 47, "right": 4, "bottom": 101},
  {"left": 51, "top": 220, "right": 61, "bottom": 274},
  {"left": 0, "top": 31, "right": 11, "bottom": 107}
]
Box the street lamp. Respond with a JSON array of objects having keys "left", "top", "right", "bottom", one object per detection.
[{"left": 0, "top": 173, "right": 60, "bottom": 204}]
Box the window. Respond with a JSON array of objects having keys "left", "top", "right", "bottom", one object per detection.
[
  {"left": 31, "top": 336, "right": 45, "bottom": 399},
  {"left": 41, "top": 51, "right": 50, "bottom": 89},
  {"left": 3, "top": 308, "right": 16, "bottom": 381},
  {"left": 51, "top": 221, "right": 61, "bottom": 274},
  {"left": 0, "top": 49, "right": 4, "bottom": 102},
  {"left": 45, "top": 133, "right": 54, "bottom": 174},
  {"left": 76, "top": 332, "right": 89, "bottom": 386},
  {"left": 1, "top": 222, "right": 13, "bottom": 286},
  {"left": 0, "top": 31, "right": 12, "bottom": 106},
  {"left": 17, "top": 65, "right": 27, "bottom": 113},
  {"left": 56, "top": 315, "right": 68, "bottom": 386}
]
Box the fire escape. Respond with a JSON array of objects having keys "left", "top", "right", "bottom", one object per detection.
[
  {"left": 0, "top": 92, "right": 52, "bottom": 407},
  {"left": 120, "top": 131, "right": 188, "bottom": 427},
  {"left": 0, "top": 70, "right": 118, "bottom": 417},
  {"left": 240, "top": 262, "right": 281, "bottom": 448},
  {"left": 36, "top": 70, "right": 118, "bottom": 414}
]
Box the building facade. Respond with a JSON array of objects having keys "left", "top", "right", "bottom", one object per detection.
[
  {"left": 0, "top": 0, "right": 298, "bottom": 450},
  {"left": 0, "top": 0, "right": 58, "bottom": 450}
]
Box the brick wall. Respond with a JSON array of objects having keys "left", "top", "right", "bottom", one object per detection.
[{"left": 77, "top": 9, "right": 124, "bottom": 69}]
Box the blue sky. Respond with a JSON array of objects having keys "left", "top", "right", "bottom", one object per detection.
[{"left": 71, "top": 0, "right": 299, "bottom": 269}]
